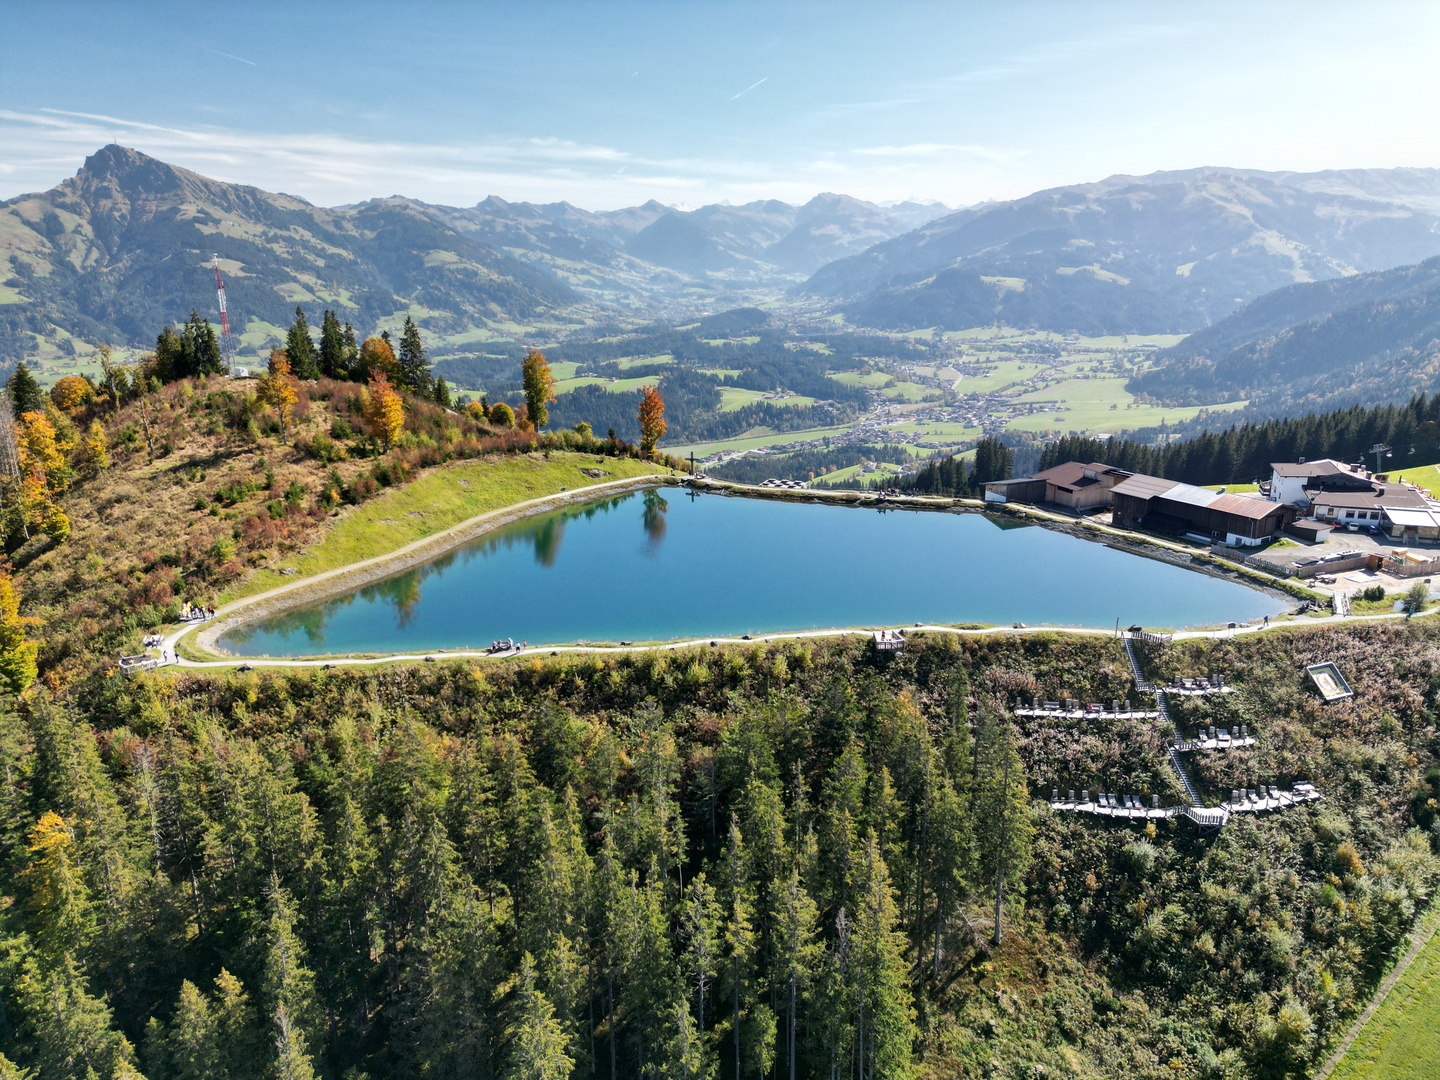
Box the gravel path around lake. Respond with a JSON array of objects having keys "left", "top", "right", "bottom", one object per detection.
[
  {"left": 170, "top": 473, "right": 669, "bottom": 661},
  {"left": 157, "top": 477, "right": 1429, "bottom": 669}
]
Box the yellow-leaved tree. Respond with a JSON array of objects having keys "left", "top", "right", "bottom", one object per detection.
[
  {"left": 49, "top": 374, "right": 93, "bottom": 416},
  {"left": 0, "top": 569, "right": 40, "bottom": 694},
  {"left": 521, "top": 348, "right": 557, "bottom": 432},
  {"left": 256, "top": 349, "right": 299, "bottom": 442},
  {"left": 19, "top": 411, "right": 71, "bottom": 494},
  {"left": 82, "top": 419, "right": 109, "bottom": 473},
  {"left": 366, "top": 372, "right": 405, "bottom": 451},
  {"left": 359, "top": 336, "right": 398, "bottom": 381},
  {"left": 638, "top": 385, "right": 666, "bottom": 458},
  {"left": 13, "top": 411, "right": 72, "bottom": 542}
]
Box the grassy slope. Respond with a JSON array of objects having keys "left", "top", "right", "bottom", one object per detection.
[
  {"left": 1330, "top": 907, "right": 1440, "bottom": 1080},
  {"left": 228, "top": 452, "right": 668, "bottom": 600}
]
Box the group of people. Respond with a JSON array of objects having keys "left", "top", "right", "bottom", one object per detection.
[
  {"left": 488, "top": 639, "right": 527, "bottom": 654},
  {"left": 180, "top": 601, "right": 216, "bottom": 621},
  {"left": 142, "top": 633, "right": 163, "bottom": 648}
]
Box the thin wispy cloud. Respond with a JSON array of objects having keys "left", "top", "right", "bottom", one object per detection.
[
  {"left": 205, "top": 47, "right": 256, "bottom": 67},
  {"left": 730, "top": 77, "right": 767, "bottom": 102}
]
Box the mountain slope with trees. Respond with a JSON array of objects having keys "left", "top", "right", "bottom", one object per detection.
[
  {"left": 0, "top": 145, "right": 579, "bottom": 365},
  {"left": 1130, "top": 256, "right": 1440, "bottom": 410},
  {"left": 803, "top": 167, "right": 1440, "bottom": 335}
]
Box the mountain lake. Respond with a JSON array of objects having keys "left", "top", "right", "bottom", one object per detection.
[{"left": 218, "top": 488, "right": 1290, "bottom": 656}]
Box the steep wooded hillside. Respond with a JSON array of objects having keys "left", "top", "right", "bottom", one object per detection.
[{"left": 1131, "top": 257, "right": 1440, "bottom": 410}]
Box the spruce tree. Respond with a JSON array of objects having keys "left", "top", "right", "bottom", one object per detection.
[
  {"left": 188, "top": 310, "right": 224, "bottom": 376},
  {"left": 318, "top": 309, "right": 345, "bottom": 380},
  {"left": 260, "top": 881, "right": 323, "bottom": 1074},
  {"left": 6, "top": 361, "right": 42, "bottom": 419},
  {"left": 433, "top": 376, "right": 451, "bottom": 408},
  {"left": 342, "top": 322, "right": 360, "bottom": 380},
  {"left": 507, "top": 952, "right": 574, "bottom": 1080},
  {"left": 286, "top": 306, "right": 319, "bottom": 380},
  {"left": 397, "top": 315, "right": 430, "bottom": 395}
]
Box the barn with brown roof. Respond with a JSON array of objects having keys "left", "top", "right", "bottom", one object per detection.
[{"left": 1111, "top": 475, "right": 1296, "bottom": 546}]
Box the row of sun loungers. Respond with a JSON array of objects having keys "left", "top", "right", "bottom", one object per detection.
[
  {"left": 1047, "top": 782, "right": 1323, "bottom": 826},
  {"left": 118, "top": 653, "right": 165, "bottom": 674},
  {"left": 1173, "top": 724, "right": 1255, "bottom": 751},
  {"left": 1221, "top": 783, "right": 1322, "bottom": 813},
  {"left": 1015, "top": 699, "right": 1160, "bottom": 719},
  {"left": 1048, "top": 789, "right": 1173, "bottom": 821}
]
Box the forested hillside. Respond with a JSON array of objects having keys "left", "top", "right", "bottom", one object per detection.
[
  {"left": 0, "top": 623, "right": 1436, "bottom": 1080},
  {"left": 1130, "top": 257, "right": 1440, "bottom": 411}
]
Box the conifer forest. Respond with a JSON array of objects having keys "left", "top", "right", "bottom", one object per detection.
[{"left": 0, "top": 626, "right": 1436, "bottom": 1080}]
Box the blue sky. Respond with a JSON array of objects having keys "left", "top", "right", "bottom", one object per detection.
[{"left": 2, "top": 0, "right": 1437, "bottom": 209}]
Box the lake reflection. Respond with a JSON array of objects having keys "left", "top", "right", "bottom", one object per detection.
[{"left": 221, "top": 489, "right": 1288, "bottom": 656}]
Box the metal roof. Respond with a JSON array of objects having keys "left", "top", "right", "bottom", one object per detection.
[
  {"left": 1110, "top": 474, "right": 1175, "bottom": 500},
  {"left": 1272, "top": 459, "right": 1360, "bottom": 478},
  {"left": 1158, "top": 482, "right": 1221, "bottom": 509},
  {"left": 1209, "top": 493, "right": 1287, "bottom": 520},
  {"left": 1309, "top": 483, "right": 1430, "bottom": 510},
  {"left": 1383, "top": 507, "right": 1440, "bottom": 527}
]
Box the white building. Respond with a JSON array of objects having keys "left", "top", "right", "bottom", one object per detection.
[{"left": 1268, "top": 460, "right": 1370, "bottom": 507}]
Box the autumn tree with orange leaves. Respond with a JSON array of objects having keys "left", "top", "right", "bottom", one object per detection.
[
  {"left": 366, "top": 372, "right": 405, "bottom": 451},
  {"left": 638, "top": 385, "right": 666, "bottom": 458}
]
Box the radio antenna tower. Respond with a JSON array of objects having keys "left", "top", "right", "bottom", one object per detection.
[{"left": 212, "top": 254, "right": 236, "bottom": 368}]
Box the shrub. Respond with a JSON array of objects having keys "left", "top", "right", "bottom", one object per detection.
[
  {"left": 488, "top": 401, "right": 515, "bottom": 429},
  {"left": 1362, "top": 585, "right": 1386, "bottom": 602},
  {"left": 1405, "top": 580, "right": 1430, "bottom": 614}
]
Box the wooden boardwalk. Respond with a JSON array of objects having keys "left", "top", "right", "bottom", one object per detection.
[{"left": 1042, "top": 631, "right": 1325, "bottom": 831}]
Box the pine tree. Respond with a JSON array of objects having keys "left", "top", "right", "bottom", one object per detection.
[
  {"left": 775, "top": 869, "right": 819, "bottom": 1080},
  {"left": 971, "top": 711, "right": 1032, "bottom": 946},
  {"left": 13, "top": 951, "right": 141, "bottom": 1080},
  {"left": 680, "top": 873, "right": 721, "bottom": 1035},
  {"left": 188, "top": 310, "right": 225, "bottom": 376},
  {"left": 286, "top": 307, "right": 319, "bottom": 380},
  {"left": 507, "top": 952, "right": 574, "bottom": 1080},
  {"left": 7, "top": 362, "right": 42, "bottom": 418},
  {"left": 20, "top": 811, "right": 95, "bottom": 962},
  {"left": 318, "top": 309, "right": 346, "bottom": 380},
  {"left": 855, "top": 832, "right": 918, "bottom": 1077},
  {"left": 397, "top": 316, "right": 430, "bottom": 396},
  {"left": 342, "top": 322, "right": 360, "bottom": 380},
  {"left": 260, "top": 881, "right": 323, "bottom": 1075}
]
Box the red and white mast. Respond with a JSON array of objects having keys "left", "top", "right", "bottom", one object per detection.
[{"left": 212, "top": 254, "right": 236, "bottom": 366}]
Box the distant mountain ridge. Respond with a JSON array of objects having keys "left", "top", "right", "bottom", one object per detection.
[
  {"left": 0, "top": 145, "right": 578, "bottom": 362},
  {"left": 803, "top": 166, "right": 1440, "bottom": 335},
  {"left": 0, "top": 146, "right": 952, "bottom": 362}
]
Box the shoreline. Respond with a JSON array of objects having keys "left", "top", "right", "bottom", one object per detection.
[
  {"left": 184, "top": 473, "right": 673, "bottom": 659},
  {"left": 170, "top": 605, "right": 1440, "bottom": 671},
  {"left": 165, "top": 475, "right": 1363, "bottom": 669}
]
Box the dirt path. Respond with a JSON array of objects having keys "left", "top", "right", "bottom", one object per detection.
[{"left": 1313, "top": 903, "right": 1440, "bottom": 1080}]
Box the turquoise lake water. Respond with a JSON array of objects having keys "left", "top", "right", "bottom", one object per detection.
[{"left": 219, "top": 489, "right": 1289, "bottom": 656}]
